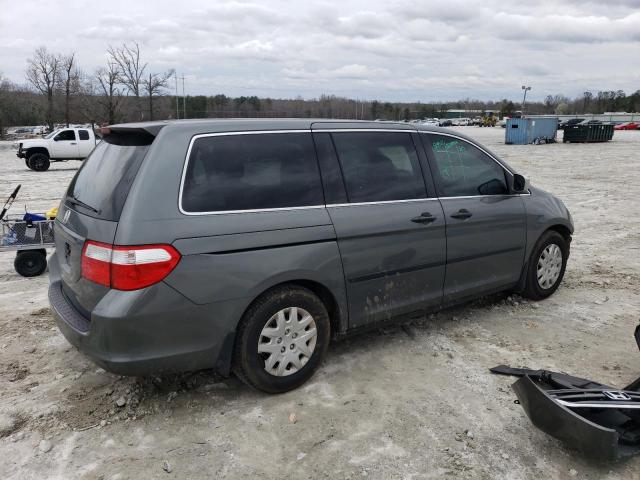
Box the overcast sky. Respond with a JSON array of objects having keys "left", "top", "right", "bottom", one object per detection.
[{"left": 1, "top": 0, "right": 639, "bottom": 102}]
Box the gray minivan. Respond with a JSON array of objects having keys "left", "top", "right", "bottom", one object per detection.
[{"left": 49, "top": 119, "right": 573, "bottom": 393}]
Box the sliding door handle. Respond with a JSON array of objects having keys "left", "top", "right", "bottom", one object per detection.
[
  {"left": 450, "top": 209, "right": 472, "bottom": 220},
  {"left": 411, "top": 212, "right": 436, "bottom": 224}
]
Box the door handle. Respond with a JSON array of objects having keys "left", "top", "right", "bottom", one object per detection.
[
  {"left": 70, "top": 142, "right": 77, "bottom": 145},
  {"left": 450, "top": 209, "right": 472, "bottom": 220},
  {"left": 411, "top": 212, "right": 436, "bottom": 224}
]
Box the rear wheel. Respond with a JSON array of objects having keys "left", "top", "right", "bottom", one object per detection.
[
  {"left": 14, "top": 250, "right": 47, "bottom": 277},
  {"left": 28, "top": 153, "right": 50, "bottom": 172},
  {"left": 233, "top": 286, "right": 330, "bottom": 393},
  {"left": 522, "top": 231, "right": 568, "bottom": 300}
]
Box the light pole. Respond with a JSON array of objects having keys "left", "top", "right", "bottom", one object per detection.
[
  {"left": 182, "top": 74, "right": 186, "bottom": 119},
  {"left": 175, "top": 71, "right": 179, "bottom": 119},
  {"left": 521, "top": 85, "right": 531, "bottom": 116}
]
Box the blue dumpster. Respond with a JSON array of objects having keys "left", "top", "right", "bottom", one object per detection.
[{"left": 505, "top": 117, "right": 558, "bottom": 145}]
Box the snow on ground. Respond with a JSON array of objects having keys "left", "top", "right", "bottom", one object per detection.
[{"left": 0, "top": 128, "right": 639, "bottom": 479}]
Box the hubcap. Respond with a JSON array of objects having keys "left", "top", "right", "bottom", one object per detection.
[
  {"left": 537, "top": 243, "right": 563, "bottom": 289},
  {"left": 258, "top": 307, "right": 317, "bottom": 377}
]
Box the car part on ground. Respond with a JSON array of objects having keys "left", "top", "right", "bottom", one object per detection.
[{"left": 491, "top": 326, "right": 640, "bottom": 461}]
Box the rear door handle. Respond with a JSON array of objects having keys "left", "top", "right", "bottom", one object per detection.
[
  {"left": 411, "top": 212, "right": 436, "bottom": 224},
  {"left": 450, "top": 209, "right": 472, "bottom": 220},
  {"left": 70, "top": 142, "right": 77, "bottom": 145}
]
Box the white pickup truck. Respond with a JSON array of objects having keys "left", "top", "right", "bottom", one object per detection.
[{"left": 16, "top": 127, "right": 99, "bottom": 171}]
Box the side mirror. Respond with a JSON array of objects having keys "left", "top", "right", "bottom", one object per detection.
[
  {"left": 53, "top": 137, "right": 60, "bottom": 141},
  {"left": 513, "top": 173, "right": 530, "bottom": 193}
]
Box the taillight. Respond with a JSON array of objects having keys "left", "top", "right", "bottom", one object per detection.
[
  {"left": 81, "top": 241, "right": 112, "bottom": 287},
  {"left": 81, "top": 240, "right": 180, "bottom": 291}
]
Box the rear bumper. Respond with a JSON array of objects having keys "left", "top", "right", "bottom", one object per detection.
[{"left": 48, "top": 254, "right": 247, "bottom": 377}]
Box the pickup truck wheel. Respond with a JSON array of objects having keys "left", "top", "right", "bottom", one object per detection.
[
  {"left": 25, "top": 158, "right": 32, "bottom": 169},
  {"left": 14, "top": 250, "right": 47, "bottom": 277},
  {"left": 233, "top": 286, "right": 330, "bottom": 393},
  {"left": 522, "top": 230, "right": 569, "bottom": 301},
  {"left": 28, "top": 153, "right": 50, "bottom": 172}
]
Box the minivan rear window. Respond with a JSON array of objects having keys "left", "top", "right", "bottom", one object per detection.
[
  {"left": 66, "top": 138, "right": 150, "bottom": 221},
  {"left": 181, "top": 133, "right": 324, "bottom": 213}
]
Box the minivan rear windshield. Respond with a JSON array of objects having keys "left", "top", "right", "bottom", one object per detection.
[{"left": 65, "top": 135, "right": 151, "bottom": 221}]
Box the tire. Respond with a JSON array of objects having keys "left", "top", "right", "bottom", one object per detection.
[
  {"left": 27, "top": 153, "right": 50, "bottom": 172},
  {"left": 14, "top": 250, "right": 47, "bottom": 277},
  {"left": 25, "top": 158, "right": 32, "bottom": 169},
  {"left": 522, "top": 230, "right": 569, "bottom": 300},
  {"left": 233, "top": 285, "right": 331, "bottom": 393}
]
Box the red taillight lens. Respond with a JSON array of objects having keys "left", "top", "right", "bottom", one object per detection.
[
  {"left": 81, "top": 241, "right": 112, "bottom": 287},
  {"left": 81, "top": 241, "right": 180, "bottom": 291},
  {"left": 110, "top": 245, "right": 180, "bottom": 290}
]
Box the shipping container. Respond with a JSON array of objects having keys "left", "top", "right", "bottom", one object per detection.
[{"left": 505, "top": 117, "right": 558, "bottom": 145}]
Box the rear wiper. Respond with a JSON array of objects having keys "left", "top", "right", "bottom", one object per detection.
[{"left": 67, "top": 195, "right": 100, "bottom": 214}]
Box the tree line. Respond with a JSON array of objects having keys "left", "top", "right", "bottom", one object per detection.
[{"left": 1, "top": 43, "right": 639, "bottom": 137}]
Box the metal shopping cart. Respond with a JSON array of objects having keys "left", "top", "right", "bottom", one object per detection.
[{"left": 0, "top": 185, "right": 56, "bottom": 277}]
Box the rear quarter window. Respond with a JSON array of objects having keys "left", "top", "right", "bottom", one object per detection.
[{"left": 181, "top": 132, "right": 324, "bottom": 213}]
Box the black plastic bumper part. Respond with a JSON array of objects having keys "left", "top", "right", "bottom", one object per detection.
[{"left": 491, "top": 325, "right": 640, "bottom": 463}]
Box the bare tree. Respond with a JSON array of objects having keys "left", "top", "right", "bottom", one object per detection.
[
  {"left": 143, "top": 70, "right": 174, "bottom": 120},
  {"left": 582, "top": 91, "right": 593, "bottom": 114},
  {"left": 0, "top": 73, "right": 9, "bottom": 138},
  {"left": 26, "top": 47, "right": 61, "bottom": 130},
  {"left": 107, "top": 42, "right": 146, "bottom": 119},
  {"left": 59, "top": 53, "right": 81, "bottom": 126},
  {"left": 95, "top": 61, "right": 123, "bottom": 124}
]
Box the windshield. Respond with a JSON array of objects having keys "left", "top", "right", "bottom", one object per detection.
[
  {"left": 66, "top": 140, "right": 150, "bottom": 221},
  {"left": 44, "top": 130, "right": 60, "bottom": 139}
]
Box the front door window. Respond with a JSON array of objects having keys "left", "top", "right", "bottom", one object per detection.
[{"left": 425, "top": 135, "right": 508, "bottom": 197}]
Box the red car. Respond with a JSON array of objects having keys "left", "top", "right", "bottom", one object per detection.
[{"left": 614, "top": 122, "right": 639, "bottom": 130}]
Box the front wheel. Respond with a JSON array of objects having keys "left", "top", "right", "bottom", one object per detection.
[
  {"left": 522, "top": 231, "right": 569, "bottom": 300},
  {"left": 27, "top": 153, "right": 50, "bottom": 172},
  {"left": 233, "top": 286, "right": 331, "bottom": 393}
]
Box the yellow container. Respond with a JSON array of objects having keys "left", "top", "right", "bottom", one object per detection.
[{"left": 46, "top": 207, "right": 58, "bottom": 219}]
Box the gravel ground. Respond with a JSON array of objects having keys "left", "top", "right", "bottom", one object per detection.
[{"left": 0, "top": 127, "right": 639, "bottom": 479}]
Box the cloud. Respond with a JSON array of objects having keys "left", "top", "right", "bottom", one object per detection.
[
  {"left": 1, "top": 0, "right": 639, "bottom": 101},
  {"left": 493, "top": 11, "right": 640, "bottom": 43},
  {"left": 284, "top": 64, "right": 389, "bottom": 81}
]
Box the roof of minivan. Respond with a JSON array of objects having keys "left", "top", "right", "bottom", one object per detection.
[
  {"left": 107, "top": 119, "right": 508, "bottom": 164},
  {"left": 108, "top": 118, "right": 453, "bottom": 136},
  {"left": 108, "top": 118, "right": 514, "bottom": 173}
]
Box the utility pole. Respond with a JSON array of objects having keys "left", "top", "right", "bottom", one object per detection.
[
  {"left": 521, "top": 85, "right": 531, "bottom": 116},
  {"left": 175, "top": 71, "right": 179, "bottom": 119},
  {"left": 182, "top": 74, "right": 186, "bottom": 119}
]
